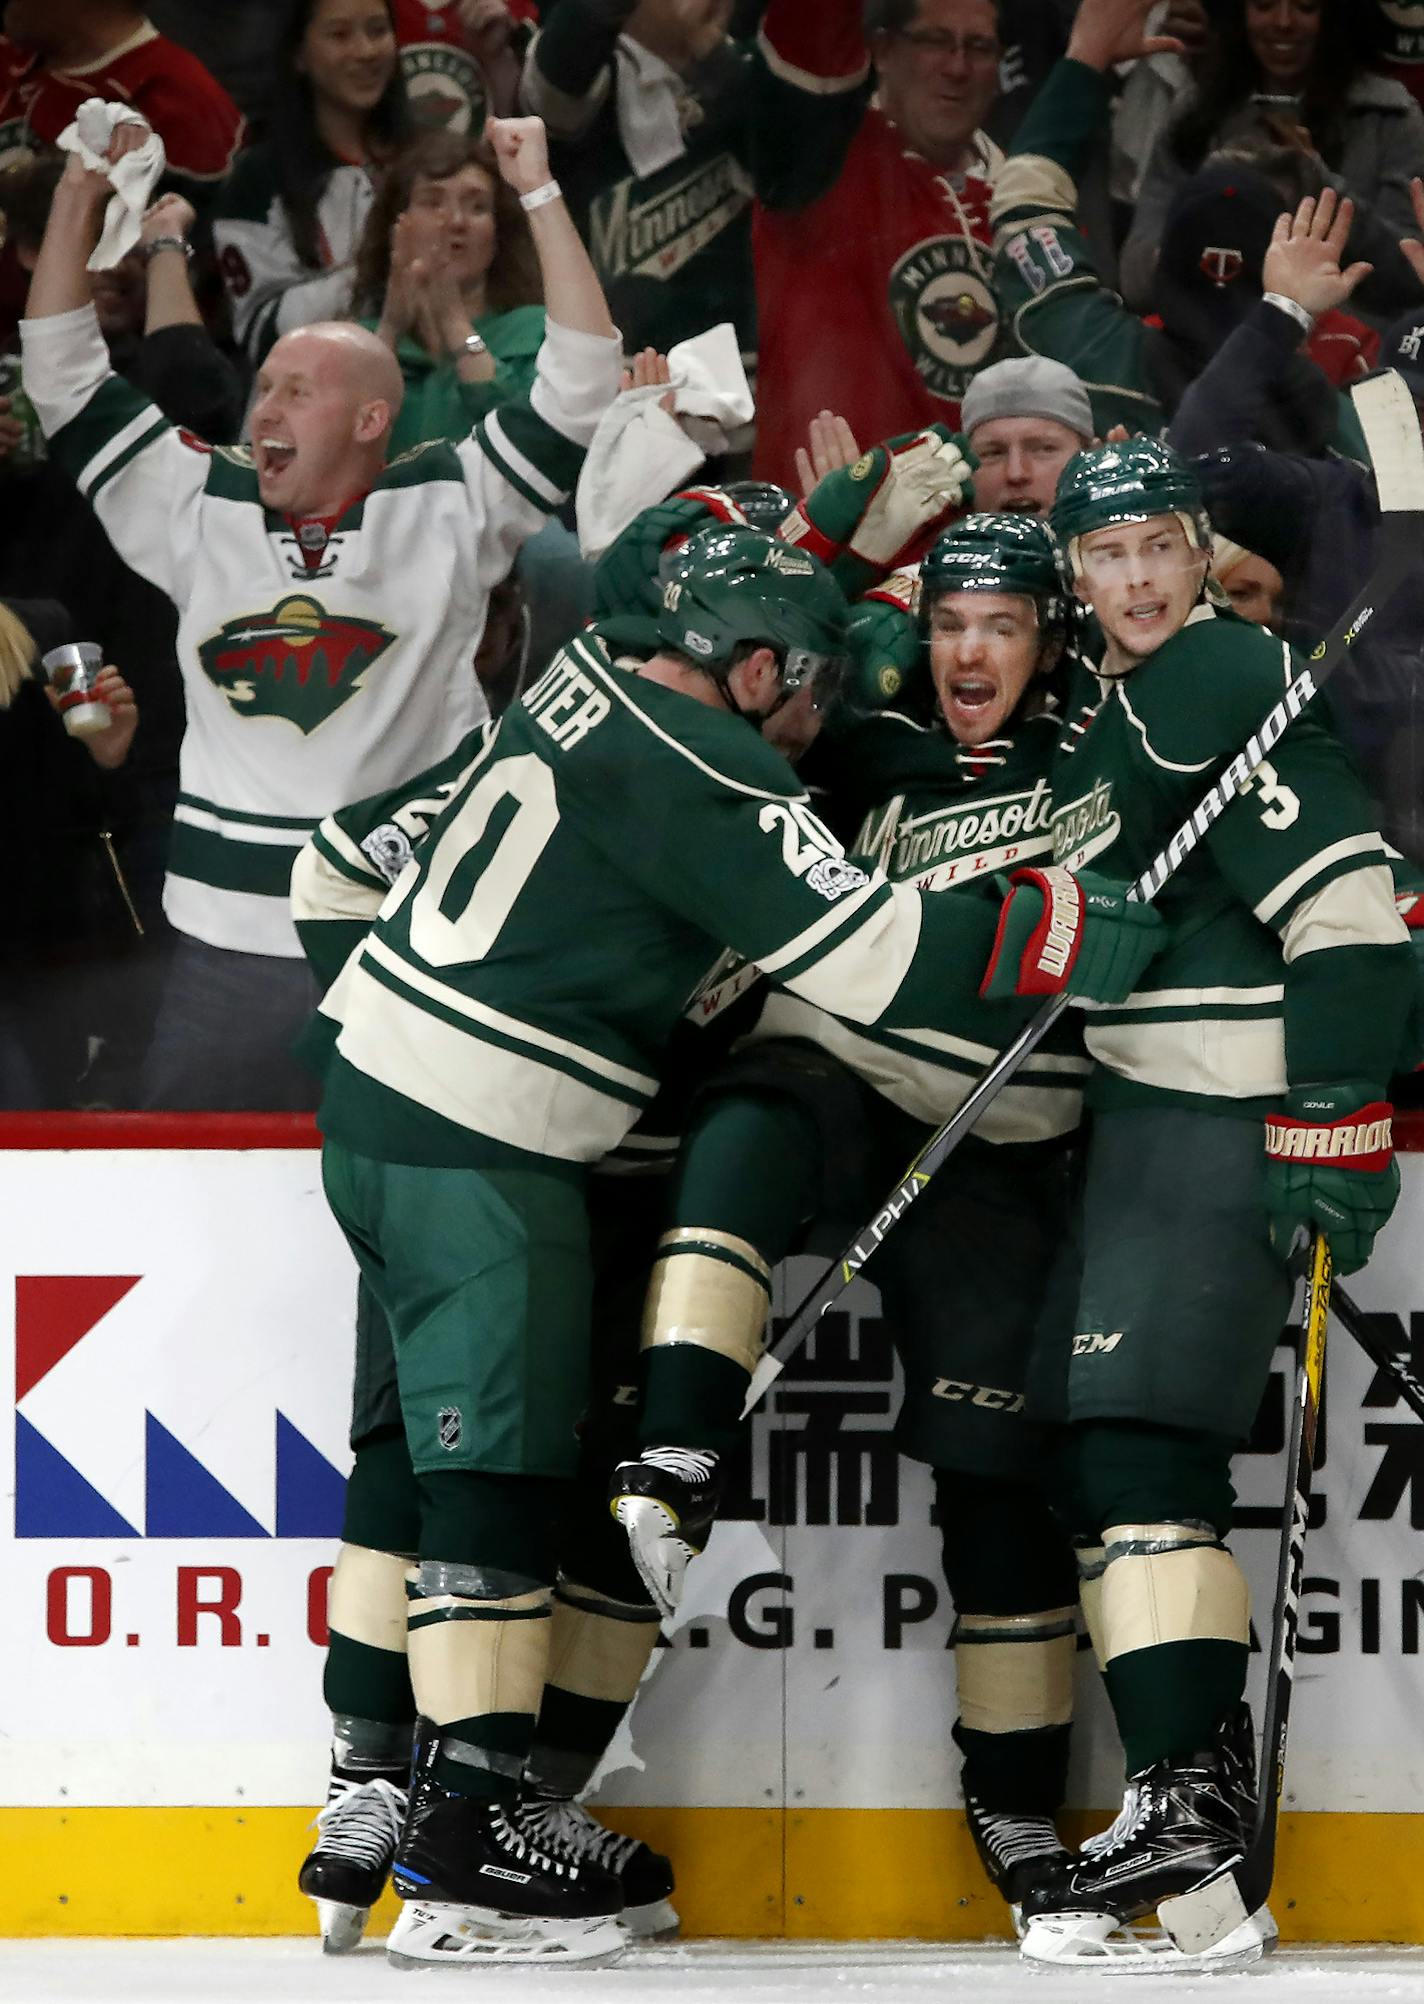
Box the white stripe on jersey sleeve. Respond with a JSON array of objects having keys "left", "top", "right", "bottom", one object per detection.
[
  {"left": 1280, "top": 864, "right": 1409, "bottom": 962},
  {"left": 1253, "top": 832, "right": 1389, "bottom": 926}
]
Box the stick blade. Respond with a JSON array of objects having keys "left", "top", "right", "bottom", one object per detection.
[
  {"left": 742, "top": 1353, "right": 783, "bottom": 1416},
  {"left": 1157, "top": 1860, "right": 1252, "bottom": 1955},
  {"left": 1351, "top": 370, "right": 1424, "bottom": 512}
]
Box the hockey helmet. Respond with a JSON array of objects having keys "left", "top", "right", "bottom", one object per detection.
[
  {"left": 920, "top": 512, "right": 1070, "bottom": 637},
  {"left": 1051, "top": 438, "right": 1211, "bottom": 574},
  {"left": 657, "top": 525, "right": 851, "bottom": 708}
]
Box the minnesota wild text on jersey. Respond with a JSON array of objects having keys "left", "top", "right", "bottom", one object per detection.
[
  {"left": 749, "top": 708, "right": 1086, "bottom": 1142},
  {"left": 889, "top": 235, "right": 1003, "bottom": 406}
]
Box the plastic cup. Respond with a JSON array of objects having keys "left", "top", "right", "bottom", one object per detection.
[{"left": 41, "top": 642, "right": 109, "bottom": 738}]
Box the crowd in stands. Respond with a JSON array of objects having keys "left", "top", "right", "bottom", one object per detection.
[{"left": 3, "top": 0, "right": 1424, "bottom": 1112}]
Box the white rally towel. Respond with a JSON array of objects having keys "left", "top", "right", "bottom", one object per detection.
[
  {"left": 576, "top": 323, "right": 755, "bottom": 559},
  {"left": 56, "top": 99, "right": 167, "bottom": 271}
]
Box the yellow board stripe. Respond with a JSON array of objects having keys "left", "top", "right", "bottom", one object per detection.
[{"left": 6, "top": 1806, "right": 1424, "bottom": 1942}]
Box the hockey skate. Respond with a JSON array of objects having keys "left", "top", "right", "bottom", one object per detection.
[
  {"left": 1019, "top": 1719, "right": 1277, "bottom": 1972},
  {"left": 963, "top": 1793, "right": 1071, "bottom": 1936},
  {"left": 386, "top": 1742, "right": 625, "bottom": 1968},
  {"left": 297, "top": 1767, "right": 407, "bottom": 1953},
  {"left": 515, "top": 1790, "right": 679, "bottom": 1936},
  {"left": 610, "top": 1446, "right": 722, "bottom": 1618}
]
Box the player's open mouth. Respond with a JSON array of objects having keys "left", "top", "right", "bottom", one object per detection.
[
  {"left": 1125, "top": 601, "right": 1166, "bottom": 625},
  {"left": 259, "top": 439, "right": 297, "bottom": 475},
  {"left": 949, "top": 677, "right": 996, "bottom": 710}
]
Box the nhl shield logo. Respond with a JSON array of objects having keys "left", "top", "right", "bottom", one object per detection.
[
  {"left": 437, "top": 1406, "right": 463, "bottom": 1453},
  {"left": 889, "top": 236, "right": 1003, "bottom": 405},
  {"left": 196, "top": 595, "right": 398, "bottom": 735}
]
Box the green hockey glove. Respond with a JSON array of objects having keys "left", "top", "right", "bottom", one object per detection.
[
  {"left": 980, "top": 867, "right": 1164, "bottom": 1005},
  {"left": 843, "top": 569, "right": 923, "bottom": 716},
  {"left": 780, "top": 426, "right": 972, "bottom": 596},
  {"left": 1264, "top": 1083, "right": 1399, "bottom": 1277}
]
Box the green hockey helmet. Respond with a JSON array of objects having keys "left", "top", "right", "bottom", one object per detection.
[
  {"left": 657, "top": 525, "right": 851, "bottom": 711},
  {"left": 920, "top": 512, "right": 1070, "bottom": 636},
  {"left": 1051, "top": 438, "right": 1211, "bottom": 573}
]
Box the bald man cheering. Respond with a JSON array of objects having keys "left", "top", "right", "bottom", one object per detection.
[{"left": 21, "top": 117, "right": 620, "bottom": 1108}]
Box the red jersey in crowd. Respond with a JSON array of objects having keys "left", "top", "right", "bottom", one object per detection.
[
  {"left": 391, "top": 0, "right": 536, "bottom": 133},
  {"left": 0, "top": 21, "right": 244, "bottom": 183},
  {"left": 751, "top": 0, "right": 1002, "bottom": 486}
]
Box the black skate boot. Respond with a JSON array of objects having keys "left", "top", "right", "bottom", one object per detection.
[
  {"left": 1019, "top": 1730, "right": 1274, "bottom": 1969},
  {"left": 385, "top": 1739, "right": 625, "bottom": 1968},
  {"left": 515, "top": 1789, "right": 678, "bottom": 1937},
  {"left": 610, "top": 1446, "right": 722, "bottom": 1618},
  {"left": 964, "top": 1793, "right": 1071, "bottom": 1934},
  {"left": 298, "top": 1763, "right": 408, "bottom": 1953}
]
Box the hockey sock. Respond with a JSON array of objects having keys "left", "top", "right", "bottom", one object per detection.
[
  {"left": 1063, "top": 1421, "right": 1249, "bottom": 1772},
  {"left": 639, "top": 1090, "right": 818, "bottom": 1453},
  {"left": 936, "top": 1471, "right": 1078, "bottom": 1814},
  {"left": 526, "top": 1579, "right": 662, "bottom": 1797},
  {"left": 410, "top": 1470, "right": 562, "bottom": 1799},
  {"left": 324, "top": 1543, "right": 416, "bottom": 1734}
]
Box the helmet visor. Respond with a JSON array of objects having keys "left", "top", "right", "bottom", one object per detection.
[{"left": 781, "top": 646, "right": 848, "bottom": 714}]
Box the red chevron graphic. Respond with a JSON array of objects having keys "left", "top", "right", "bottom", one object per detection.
[{"left": 15, "top": 1275, "right": 141, "bottom": 1401}]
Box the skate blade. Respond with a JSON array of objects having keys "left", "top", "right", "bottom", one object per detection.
[
  {"left": 386, "top": 1901, "right": 626, "bottom": 1968},
  {"left": 1020, "top": 1904, "right": 1276, "bottom": 1972},
  {"left": 622, "top": 1897, "right": 680, "bottom": 1939},
  {"left": 613, "top": 1497, "right": 689, "bottom": 1620},
  {"left": 313, "top": 1898, "right": 370, "bottom": 1954}
]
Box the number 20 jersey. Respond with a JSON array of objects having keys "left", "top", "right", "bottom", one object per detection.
[{"left": 314, "top": 631, "right": 1007, "bottom": 1170}]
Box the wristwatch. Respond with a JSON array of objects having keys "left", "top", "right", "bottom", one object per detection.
[
  {"left": 462, "top": 331, "right": 488, "bottom": 357},
  {"left": 143, "top": 235, "right": 192, "bottom": 263}
]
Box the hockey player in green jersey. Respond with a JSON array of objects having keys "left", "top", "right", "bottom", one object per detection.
[
  {"left": 1013, "top": 439, "right": 1415, "bottom": 1968},
  {"left": 305, "top": 524, "right": 1162, "bottom": 1967},
  {"left": 611, "top": 515, "right": 1096, "bottom": 1925}
]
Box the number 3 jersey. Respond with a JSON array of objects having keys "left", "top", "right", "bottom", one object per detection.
[
  {"left": 302, "top": 630, "right": 1015, "bottom": 1170},
  {"left": 19, "top": 302, "right": 620, "bottom": 958},
  {"left": 1050, "top": 603, "right": 1414, "bottom": 1113}
]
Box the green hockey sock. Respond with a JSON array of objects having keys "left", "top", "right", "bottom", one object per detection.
[
  {"left": 431, "top": 1712, "right": 535, "bottom": 1801},
  {"left": 324, "top": 1631, "right": 416, "bottom": 1732},
  {"left": 1106, "top": 1638, "right": 1249, "bottom": 1775},
  {"left": 955, "top": 1721, "right": 1072, "bottom": 1817}
]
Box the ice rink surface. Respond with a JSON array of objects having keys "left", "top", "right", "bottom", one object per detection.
[{"left": 6, "top": 1939, "right": 1424, "bottom": 2004}]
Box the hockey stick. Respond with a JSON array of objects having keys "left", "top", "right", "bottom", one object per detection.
[
  {"left": 743, "top": 371, "right": 1424, "bottom": 1416},
  {"left": 1332, "top": 1277, "right": 1424, "bottom": 1424},
  {"left": 1157, "top": 1230, "right": 1332, "bottom": 1957}
]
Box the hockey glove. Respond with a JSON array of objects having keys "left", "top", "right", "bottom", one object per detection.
[
  {"left": 980, "top": 867, "right": 1164, "bottom": 1006},
  {"left": 780, "top": 427, "right": 972, "bottom": 596},
  {"left": 1264, "top": 1082, "right": 1399, "bottom": 1277},
  {"left": 842, "top": 570, "right": 923, "bottom": 718}
]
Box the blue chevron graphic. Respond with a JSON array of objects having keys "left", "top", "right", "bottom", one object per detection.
[
  {"left": 275, "top": 1411, "right": 347, "bottom": 1537},
  {"left": 14, "top": 1414, "right": 140, "bottom": 1538},
  {"left": 144, "top": 1413, "right": 269, "bottom": 1538}
]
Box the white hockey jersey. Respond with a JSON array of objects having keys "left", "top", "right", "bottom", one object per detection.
[
  {"left": 212, "top": 145, "right": 372, "bottom": 364},
  {"left": 21, "top": 303, "right": 621, "bottom": 957}
]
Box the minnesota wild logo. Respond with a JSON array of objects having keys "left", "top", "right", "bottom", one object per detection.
[
  {"left": 889, "top": 236, "right": 1002, "bottom": 404},
  {"left": 400, "top": 39, "right": 485, "bottom": 132},
  {"left": 197, "top": 595, "right": 397, "bottom": 735}
]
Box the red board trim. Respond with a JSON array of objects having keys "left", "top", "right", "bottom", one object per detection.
[
  {"left": 0, "top": 1113, "right": 320, "bottom": 1149},
  {"left": 0, "top": 1110, "right": 1421, "bottom": 1150}
]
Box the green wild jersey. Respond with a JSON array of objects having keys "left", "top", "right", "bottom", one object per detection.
[
  {"left": 1050, "top": 604, "right": 1415, "bottom": 1113},
  {"left": 292, "top": 716, "right": 768, "bottom": 1176},
  {"left": 312, "top": 631, "right": 1010, "bottom": 1170},
  {"left": 749, "top": 707, "right": 1089, "bottom": 1142}
]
